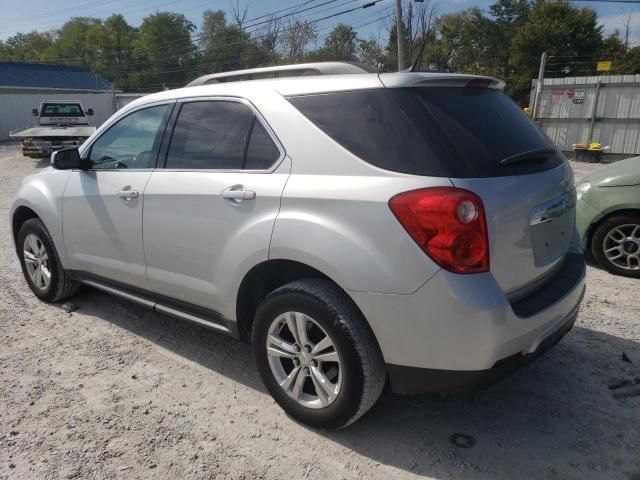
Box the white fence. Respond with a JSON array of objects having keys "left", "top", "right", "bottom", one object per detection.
[
  {"left": 531, "top": 75, "right": 640, "bottom": 155},
  {"left": 0, "top": 92, "right": 148, "bottom": 141}
]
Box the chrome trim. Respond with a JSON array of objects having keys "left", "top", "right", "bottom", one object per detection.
[
  {"left": 155, "top": 304, "right": 231, "bottom": 334},
  {"left": 81, "top": 279, "right": 232, "bottom": 334},
  {"left": 81, "top": 279, "right": 156, "bottom": 308},
  {"left": 530, "top": 191, "right": 576, "bottom": 226}
]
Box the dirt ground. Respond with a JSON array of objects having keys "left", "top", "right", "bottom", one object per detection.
[{"left": 0, "top": 144, "right": 638, "bottom": 480}]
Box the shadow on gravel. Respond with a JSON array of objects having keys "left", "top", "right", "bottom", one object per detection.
[{"left": 68, "top": 287, "right": 640, "bottom": 480}]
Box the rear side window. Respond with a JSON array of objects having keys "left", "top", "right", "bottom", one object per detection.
[
  {"left": 165, "top": 101, "right": 281, "bottom": 170},
  {"left": 288, "top": 87, "right": 563, "bottom": 178},
  {"left": 245, "top": 121, "right": 280, "bottom": 170}
]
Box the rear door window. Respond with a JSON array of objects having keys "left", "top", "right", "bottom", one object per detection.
[
  {"left": 166, "top": 101, "right": 254, "bottom": 170},
  {"left": 165, "top": 101, "right": 281, "bottom": 170},
  {"left": 288, "top": 87, "right": 563, "bottom": 178}
]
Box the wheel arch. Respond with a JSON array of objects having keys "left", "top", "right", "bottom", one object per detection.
[
  {"left": 235, "top": 259, "right": 374, "bottom": 345},
  {"left": 12, "top": 205, "right": 40, "bottom": 249},
  {"left": 586, "top": 208, "right": 640, "bottom": 253}
]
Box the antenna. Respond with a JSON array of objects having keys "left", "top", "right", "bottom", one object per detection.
[{"left": 410, "top": 33, "right": 429, "bottom": 72}]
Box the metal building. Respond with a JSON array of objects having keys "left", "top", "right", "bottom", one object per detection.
[
  {"left": 530, "top": 74, "right": 640, "bottom": 160},
  {"left": 0, "top": 62, "right": 124, "bottom": 141}
]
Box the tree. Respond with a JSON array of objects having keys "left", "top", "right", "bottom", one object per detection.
[
  {"left": 132, "top": 12, "right": 196, "bottom": 88},
  {"left": 510, "top": 0, "right": 603, "bottom": 103},
  {"left": 427, "top": 8, "right": 498, "bottom": 76},
  {"left": 617, "top": 46, "right": 640, "bottom": 74},
  {"left": 280, "top": 19, "right": 317, "bottom": 62},
  {"left": 2, "top": 31, "right": 55, "bottom": 61},
  {"left": 54, "top": 17, "right": 102, "bottom": 64},
  {"left": 358, "top": 37, "right": 386, "bottom": 69},
  {"left": 489, "top": 0, "right": 531, "bottom": 25},
  {"left": 311, "top": 24, "right": 357, "bottom": 61}
]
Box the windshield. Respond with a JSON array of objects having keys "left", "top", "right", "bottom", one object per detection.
[{"left": 40, "top": 103, "right": 85, "bottom": 117}]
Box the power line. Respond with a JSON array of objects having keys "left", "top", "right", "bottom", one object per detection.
[
  {"left": 118, "top": 6, "right": 392, "bottom": 79},
  {"left": 0, "top": 0, "right": 343, "bottom": 65},
  {"left": 0, "top": 0, "right": 197, "bottom": 34},
  {"left": 0, "top": 0, "right": 124, "bottom": 26},
  {"left": 100, "top": 6, "right": 393, "bottom": 85},
  {"left": 567, "top": 0, "right": 640, "bottom": 3},
  {"left": 111, "top": 0, "right": 385, "bottom": 71}
]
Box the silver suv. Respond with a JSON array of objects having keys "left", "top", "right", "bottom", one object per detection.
[{"left": 11, "top": 63, "right": 586, "bottom": 428}]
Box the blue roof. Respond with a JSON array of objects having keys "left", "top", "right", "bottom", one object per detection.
[{"left": 0, "top": 62, "right": 113, "bottom": 90}]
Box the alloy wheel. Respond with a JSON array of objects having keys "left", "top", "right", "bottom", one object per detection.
[
  {"left": 266, "top": 311, "right": 342, "bottom": 409},
  {"left": 603, "top": 224, "right": 640, "bottom": 271},
  {"left": 23, "top": 233, "right": 51, "bottom": 290}
]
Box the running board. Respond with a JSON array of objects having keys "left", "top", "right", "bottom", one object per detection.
[{"left": 80, "top": 279, "right": 232, "bottom": 335}]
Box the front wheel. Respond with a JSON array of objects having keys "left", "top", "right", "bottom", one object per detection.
[
  {"left": 17, "top": 218, "right": 80, "bottom": 301},
  {"left": 252, "top": 278, "right": 385, "bottom": 429},
  {"left": 591, "top": 214, "right": 640, "bottom": 278}
]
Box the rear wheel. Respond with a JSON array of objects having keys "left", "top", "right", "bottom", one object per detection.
[
  {"left": 17, "top": 218, "right": 80, "bottom": 301},
  {"left": 252, "top": 278, "right": 385, "bottom": 429},
  {"left": 591, "top": 214, "right": 640, "bottom": 278}
]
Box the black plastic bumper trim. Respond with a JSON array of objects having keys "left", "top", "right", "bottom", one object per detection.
[
  {"left": 386, "top": 298, "right": 581, "bottom": 395},
  {"left": 511, "top": 252, "right": 585, "bottom": 318}
]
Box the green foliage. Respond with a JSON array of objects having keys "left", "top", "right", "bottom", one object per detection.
[
  {"left": 1, "top": 0, "right": 638, "bottom": 99},
  {"left": 310, "top": 24, "right": 357, "bottom": 62}
]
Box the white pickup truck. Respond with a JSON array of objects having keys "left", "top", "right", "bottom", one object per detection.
[{"left": 10, "top": 101, "right": 97, "bottom": 158}]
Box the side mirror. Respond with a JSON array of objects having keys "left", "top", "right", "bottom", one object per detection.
[
  {"left": 51, "top": 148, "right": 83, "bottom": 170},
  {"left": 32, "top": 108, "right": 38, "bottom": 116},
  {"left": 86, "top": 108, "right": 94, "bottom": 116}
]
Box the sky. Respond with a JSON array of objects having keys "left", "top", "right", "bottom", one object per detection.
[{"left": 0, "top": 0, "right": 639, "bottom": 45}]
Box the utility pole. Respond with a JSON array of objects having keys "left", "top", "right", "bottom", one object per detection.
[
  {"left": 395, "top": 0, "right": 405, "bottom": 71},
  {"left": 532, "top": 51, "right": 547, "bottom": 121}
]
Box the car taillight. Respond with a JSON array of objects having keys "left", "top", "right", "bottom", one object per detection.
[{"left": 389, "top": 187, "right": 489, "bottom": 274}]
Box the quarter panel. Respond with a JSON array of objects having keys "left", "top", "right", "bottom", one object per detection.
[{"left": 270, "top": 174, "right": 451, "bottom": 294}]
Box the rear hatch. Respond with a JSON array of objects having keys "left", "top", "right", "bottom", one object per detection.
[
  {"left": 388, "top": 83, "right": 575, "bottom": 297},
  {"left": 287, "top": 76, "right": 575, "bottom": 297}
]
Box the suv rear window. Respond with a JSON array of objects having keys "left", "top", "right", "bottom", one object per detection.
[
  {"left": 288, "top": 87, "right": 563, "bottom": 178},
  {"left": 41, "top": 103, "right": 85, "bottom": 117}
]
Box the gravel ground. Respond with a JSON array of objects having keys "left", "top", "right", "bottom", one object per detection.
[{"left": 0, "top": 144, "right": 638, "bottom": 480}]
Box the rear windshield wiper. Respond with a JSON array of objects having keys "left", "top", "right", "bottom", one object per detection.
[{"left": 499, "top": 147, "right": 556, "bottom": 166}]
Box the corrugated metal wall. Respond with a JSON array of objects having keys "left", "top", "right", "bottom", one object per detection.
[
  {"left": 531, "top": 75, "right": 640, "bottom": 155},
  {"left": 0, "top": 91, "right": 148, "bottom": 141}
]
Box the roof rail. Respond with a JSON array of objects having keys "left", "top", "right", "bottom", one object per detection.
[{"left": 186, "top": 61, "right": 375, "bottom": 87}]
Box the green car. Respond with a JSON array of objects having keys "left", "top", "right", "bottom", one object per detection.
[{"left": 576, "top": 156, "right": 640, "bottom": 277}]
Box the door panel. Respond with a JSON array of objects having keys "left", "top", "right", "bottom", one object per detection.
[
  {"left": 63, "top": 171, "right": 151, "bottom": 286},
  {"left": 143, "top": 158, "right": 291, "bottom": 315},
  {"left": 62, "top": 103, "right": 171, "bottom": 287}
]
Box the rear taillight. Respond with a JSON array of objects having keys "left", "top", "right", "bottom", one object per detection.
[{"left": 389, "top": 187, "right": 489, "bottom": 274}]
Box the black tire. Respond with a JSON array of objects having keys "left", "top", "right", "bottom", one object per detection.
[
  {"left": 252, "top": 278, "right": 386, "bottom": 429},
  {"left": 591, "top": 213, "right": 640, "bottom": 278},
  {"left": 17, "top": 218, "right": 80, "bottom": 302}
]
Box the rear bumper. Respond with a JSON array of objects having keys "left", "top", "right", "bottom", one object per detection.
[
  {"left": 386, "top": 296, "right": 580, "bottom": 394},
  {"left": 348, "top": 247, "right": 586, "bottom": 392}
]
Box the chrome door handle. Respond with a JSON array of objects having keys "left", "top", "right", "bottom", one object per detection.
[
  {"left": 117, "top": 189, "right": 139, "bottom": 200},
  {"left": 222, "top": 186, "right": 256, "bottom": 202}
]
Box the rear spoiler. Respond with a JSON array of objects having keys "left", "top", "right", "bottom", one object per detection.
[{"left": 379, "top": 73, "right": 505, "bottom": 90}]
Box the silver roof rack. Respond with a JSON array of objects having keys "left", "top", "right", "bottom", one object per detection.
[{"left": 186, "top": 61, "right": 375, "bottom": 87}]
